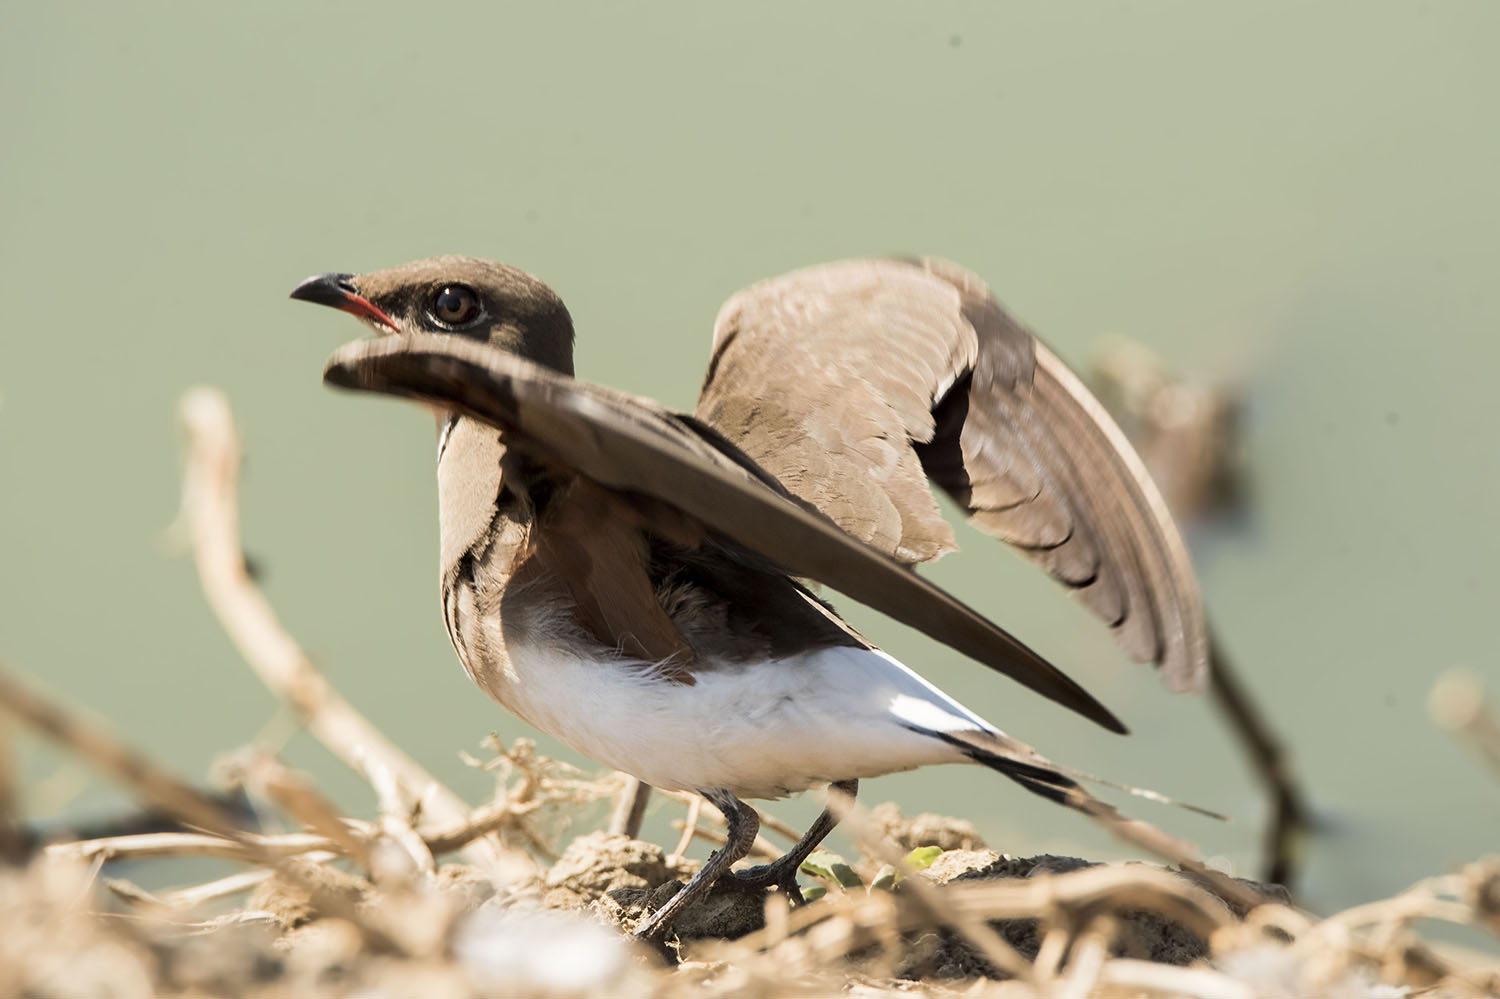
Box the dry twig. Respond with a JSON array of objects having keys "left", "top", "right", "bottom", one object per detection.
[
  {"left": 0, "top": 663, "right": 250, "bottom": 845},
  {"left": 45, "top": 830, "right": 334, "bottom": 865},
  {"left": 666, "top": 796, "right": 702, "bottom": 868},
  {"left": 177, "top": 388, "right": 509, "bottom": 870},
  {"left": 1430, "top": 668, "right": 1500, "bottom": 778},
  {"left": 0, "top": 662, "right": 413, "bottom": 951},
  {"left": 670, "top": 818, "right": 780, "bottom": 862},
  {"left": 1207, "top": 630, "right": 1311, "bottom": 886},
  {"left": 608, "top": 776, "right": 652, "bottom": 838}
]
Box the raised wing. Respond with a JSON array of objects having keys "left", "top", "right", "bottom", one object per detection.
[
  {"left": 324, "top": 332, "right": 1126, "bottom": 733},
  {"left": 696, "top": 258, "right": 1208, "bottom": 692}
]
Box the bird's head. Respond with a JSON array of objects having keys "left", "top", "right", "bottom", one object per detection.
[{"left": 290, "top": 255, "right": 575, "bottom": 375}]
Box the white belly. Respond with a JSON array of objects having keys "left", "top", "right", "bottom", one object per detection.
[{"left": 467, "top": 611, "right": 1000, "bottom": 799}]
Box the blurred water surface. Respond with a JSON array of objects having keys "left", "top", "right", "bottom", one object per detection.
[{"left": 3, "top": 2, "right": 1497, "bottom": 912}]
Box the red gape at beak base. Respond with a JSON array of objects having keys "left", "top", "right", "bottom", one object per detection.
[
  {"left": 338, "top": 292, "right": 399, "bottom": 331},
  {"left": 289, "top": 273, "right": 400, "bottom": 331}
]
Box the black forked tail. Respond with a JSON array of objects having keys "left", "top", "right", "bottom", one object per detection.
[
  {"left": 918, "top": 726, "right": 1227, "bottom": 822},
  {"left": 911, "top": 727, "right": 1226, "bottom": 888},
  {"left": 919, "top": 727, "right": 1089, "bottom": 810}
]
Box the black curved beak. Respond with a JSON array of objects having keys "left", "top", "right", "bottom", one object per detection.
[{"left": 290, "top": 273, "right": 399, "bottom": 331}]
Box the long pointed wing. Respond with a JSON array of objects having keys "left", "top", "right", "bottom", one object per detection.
[
  {"left": 323, "top": 332, "right": 1126, "bottom": 733},
  {"left": 696, "top": 258, "right": 1208, "bottom": 692}
]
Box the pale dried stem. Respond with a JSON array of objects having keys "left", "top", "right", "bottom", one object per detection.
[
  {"left": 363, "top": 756, "right": 437, "bottom": 877},
  {"left": 1096, "top": 958, "right": 1257, "bottom": 999},
  {"left": 671, "top": 818, "right": 780, "bottom": 860},
  {"left": 45, "top": 797, "right": 537, "bottom": 871},
  {"left": 103, "top": 878, "right": 163, "bottom": 907},
  {"left": 235, "top": 753, "right": 375, "bottom": 868},
  {"left": 1030, "top": 925, "right": 1069, "bottom": 982},
  {"left": 366, "top": 755, "right": 411, "bottom": 823},
  {"left": 608, "top": 775, "right": 651, "bottom": 838},
  {"left": 666, "top": 796, "right": 701, "bottom": 867},
  {"left": 177, "top": 388, "right": 503, "bottom": 869},
  {"left": 1306, "top": 894, "right": 1477, "bottom": 947},
  {"left": 658, "top": 786, "right": 803, "bottom": 845},
  {"left": 160, "top": 866, "right": 299, "bottom": 909},
  {"left": 0, "top": 662, "right": 409, "bottom": 951},
  {"left": 1431, "top": 668, "right": 1500, "bottom": 778},
  {"left": 745, "top": 804, "right": 803, "bottom": 845},
  {"left": 950, "top": 863, "right": 1235, "bottom": 938},
  {"left": 734, "top": 850, "right": 1238, "bottom": 972},
  {"left": 420, "top": 797, "right": 542, "bottom": 855},
  {"left": 46, "top": 830, "right": 335, "bottom": 864},
  {"left": 1054, "top": 916, "right": 1111, "bottom": 999},
  {"left": 0, "top": 662, "right": 251, "bottom": 845}
]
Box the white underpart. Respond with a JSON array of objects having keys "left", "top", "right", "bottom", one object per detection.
[{"left": 473, "top": 612, "right": 1003, "bottom": 799}]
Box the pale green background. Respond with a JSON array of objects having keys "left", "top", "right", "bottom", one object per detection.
[{"left": 3, "top": 2, "right": 1497, "bottom": 914}]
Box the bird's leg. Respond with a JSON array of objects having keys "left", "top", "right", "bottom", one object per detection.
[
  {"left": 726, "top": 779, "right": 858, "bottom": 901},
  {"left": 607, "top": 775, "right": 652, "bottom": 839},
  {"left": 633, "top": 788, "right": 759, "bottom": 942}
]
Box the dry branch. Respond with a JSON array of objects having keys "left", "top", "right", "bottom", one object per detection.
[
  {"left": 0, "top": 661, "right": 416, "bottom": 951},
  {"left": 608, "top": 775, "right": 652, "bottom": 838},
  {"left": 670, "top": 818, "right": 780, "bottom": 862},
  {"left": 0, "top": 663, "right": 251, "bottom": 845},
  {"left": 45, "top": 830, "right": 334, "bottom": 864},
  {"left": 666, "top": 796, "right": 702, "bottom": 867},
  {"left": 420, "top": 796, "right": 539, "bottom": 855},
  {"left": 1207, "top": 630, "right": 1311, "bottom": 886},
  {"left": 156, "top": 866, "right": 289, "bottom": 909},
  {"left": 1431, "top": 668, "right": 1500, "bottom": 778},
  {"left": 177, "top": 387, "right": 507, "bottom": 870},
  {"left": 45, "top": 794, "right": 550, "bottom": 871}
]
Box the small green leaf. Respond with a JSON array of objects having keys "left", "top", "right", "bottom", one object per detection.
[
  {"left": 800, "top": 850, "right": 864, "bottom": 890},
  {"left": 829, "top": 861, "right": 864, "bottom": 889},
  {"left": 903, "top": 846, "right": 944, "bottom": 871},
  {"left": 803, "top": 885, "right": 827, "bottom": 903},
  {"left": 869, "top": 864, "right": 900, "bottom": 891},
  {"left": 799, "top": 850, "right": 842, "bottom": 884}
]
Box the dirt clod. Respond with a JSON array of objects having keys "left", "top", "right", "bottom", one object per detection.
[
  {"left": 543, "top": 831, "right": 697, "bottom": 911},
  {"left": 867, "top": 802, "right": 987, "bottom": 853}
]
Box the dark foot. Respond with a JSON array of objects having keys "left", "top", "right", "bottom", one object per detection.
[
  {"left": 725, "top": 858, "right": 805, "bottom": 903},
  {"left": 632, "top": 789, "right": 761, "bottom": 943},
  {"left": 631, "top": 920, "right": 682, "bottom": 964},
  {"left": 633, "top": 919, "right": 673, "bottom": 946},
  {"left": 630, "top": 882, "right": 684, "bottom": 942}
]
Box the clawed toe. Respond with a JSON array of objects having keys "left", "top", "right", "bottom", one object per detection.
[
  {"left": 632, "top": 918, "right": 671, "bottom": 945},
  {"left": 727, "top": 863, "right": 804, "bottom": 902}
]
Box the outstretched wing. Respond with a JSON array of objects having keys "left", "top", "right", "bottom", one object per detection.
[
  {"left": 695, "top": 258, "right": 1207, "bottom": 692},
  {"left": 324, "top": 332, "right": 1125, "bottom": 733}
]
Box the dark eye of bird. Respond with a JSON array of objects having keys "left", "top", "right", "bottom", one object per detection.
[{"left": 430, "top": 284, "right": 481, "bottom": 327}]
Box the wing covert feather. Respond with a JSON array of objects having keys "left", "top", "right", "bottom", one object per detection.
[{"left": 696, "top": 258, "right": 1208, "bottom": 691}]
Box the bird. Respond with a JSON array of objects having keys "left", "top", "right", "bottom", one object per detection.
[{"left": 291, "top": 255, "right": 1209, "bottom": 940}]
